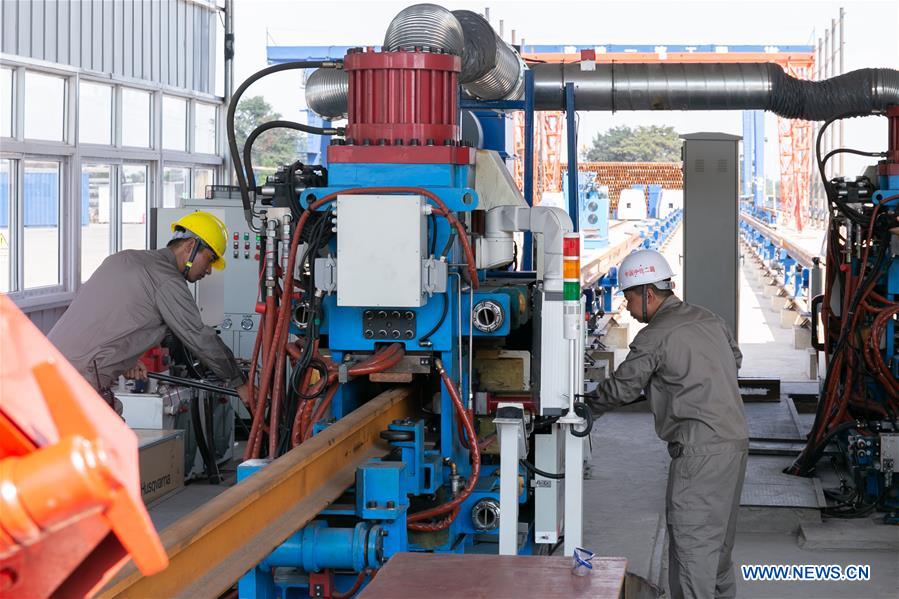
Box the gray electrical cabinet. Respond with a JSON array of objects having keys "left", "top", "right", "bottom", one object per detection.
[{"left": 680, "top": 132, "right": 741, "bottom": 338}]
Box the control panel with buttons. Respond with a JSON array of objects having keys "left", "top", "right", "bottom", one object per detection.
[{"left": 232, "top": 232, "right": 262, "bottom": 260}]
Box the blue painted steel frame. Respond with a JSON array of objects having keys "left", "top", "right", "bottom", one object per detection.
[
  {"left": 460, "top": 70, "right": 537, "bottom": 270},
  {"left": 565, "top": 82, "right": 579, "bottom": 231}
]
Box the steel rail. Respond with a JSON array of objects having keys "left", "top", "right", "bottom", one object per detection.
[
  {"left": 740, "top": 212, "right": 822, "bottom": 270},
  {"left": 100, "top": 386, "right": 417, "bottom": 599}
]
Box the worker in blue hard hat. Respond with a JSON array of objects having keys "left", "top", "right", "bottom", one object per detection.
[
  {"left": 48, "top": 211, "right": 252, "bottom": 412},
  {"left": 585, "top": 249, "right": 748, "bottom": 599}
]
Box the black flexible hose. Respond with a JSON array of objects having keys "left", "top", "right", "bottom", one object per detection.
[
  {"left": 243, "top": 120, "right": 342, "bottom": 193},
  {"left": 440, "top": 232, "right": 457, "bottom": 260},
  {"left": 148, "top": 372, "right": 239, "bottom": 397},
  {"left": 519, "top": 458, "right": 565, "bottom": 480},
  {"left": 226, "top": 60, "right": 341, "bottom": 225},
  {"left": 419, "top": 293, "right": 449, "bottom": 346},
  {"left": 190, "top": 391, "right": 221, "bottom": 483},
  {"left": 203, "top": 392, "right": 219, "bottom": 480},
  {"left": 822, "top": 148, "right": 887, "bottom": 164},
  {"left": 428, "top": 213, "right": 437, "bottom": 256},
  {"left": 569, "top": 402, "right": 594, "bottom": 438}
]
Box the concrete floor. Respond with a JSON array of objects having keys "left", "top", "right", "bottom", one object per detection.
[
  {"left": 584, "top": 410, "right": 899, "bottom": 599},
  {"left": 582, "top": 224, "right": 898, "bottom": 598}
]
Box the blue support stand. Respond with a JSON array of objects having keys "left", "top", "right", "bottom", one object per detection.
[
  {"left": 565, "top": 82, "right": 578, "bottom": 231},
  {"left": 522, "top": 70, "right": 536, "bottom": 269}
]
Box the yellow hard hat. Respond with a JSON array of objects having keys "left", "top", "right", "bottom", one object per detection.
[{"left": 171, "top": 211, "right": 228, "bottom": 270}]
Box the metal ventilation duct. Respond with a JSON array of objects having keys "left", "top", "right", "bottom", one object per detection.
[
  {"left": 383, "top": 3, "right": 465, "bottom": 56},
  {"left": 304, "top": 68, "right": 349, "bottom": 119},
  {"left": 530, "top": 62, "right": 899, "bottom": 119},
  {"left": 453, "top": 9, "right": 525, "bottom": 101}
]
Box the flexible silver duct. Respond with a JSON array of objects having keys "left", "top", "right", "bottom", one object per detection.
[
  {"left": 453, "top": 9, "right": 525, "bottom": 101},
  {"left": 464, "top": 37, "right": 525, "bottom": 101},
  {"left": 304, "top": 68, "right": 348, "bottom": 119},
  {"left": 383, "top": 3, "right": 465, "bottom": 56},
  {"left": 531, "top": 62, "right": 899, "bottom": 119}
]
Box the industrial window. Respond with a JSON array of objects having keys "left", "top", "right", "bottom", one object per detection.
[
  {"left": 23, "top": 160, "right": 62, "bottom": 289},
  {"left": 80, "top": 164, "right": 114, "bottom": 282},
  {"left": 194, "top": 103, "right": 217, "bottom": 154},
  {"left": 122, "top": 88, "right": 152, "bottom": 148},
  {"left": 193, "top": 167, "right": 214, "bottom": 198},
  {"left": 162, "top": 166, "right": 191, "bottom": 208},
  {"left": 162, "top": 96, "right": 187, "bottom": 151},
  {"left": 0, "top": 159, "right": 13, "bottom": 292},
  {"left": 121, "top": 164, "right": 149, "bottom": 251},
  {"left": 80, "top": 163, "right": 150, "bottom": 282},
  {"left": 79, "top": 82, "right": 113, "bottom": 145},
  {"left": 24, "top": 72, "right": 66, "bottom": 142},
  {"left": 0, "top": 68, "right": 12, "bottom": 138}
]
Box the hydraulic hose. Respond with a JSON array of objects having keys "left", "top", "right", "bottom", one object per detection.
[
  {"left": 246, "top": 313, "right": 264, "bottom": 415},
  {"left": 569, "top": 402, "right": 593, "bottom": 438},
  {"left": 242, "top": 120, "right": 342, "bottom": 192},
  {"left": 191, "top": 391, "right": 220, "bottom": 483},
  {"left": 147, "top": 372, "right": 239, "bottom": 397},
  {"left": 407, "top": 359, "right": 480, "bottom": 530},
  {"left": 294, "top": 344, "right": 406, "bottom": 444},
  {"left": 226, "top": 60, "right": 342, "bottom": 227},
  {"left": 248, "top": 185, "right": 478, "bottom": 459}
]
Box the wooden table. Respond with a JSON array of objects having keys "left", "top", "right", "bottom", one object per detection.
[{"left": 359, "top": 553, "right": 628, "bottom": 598}]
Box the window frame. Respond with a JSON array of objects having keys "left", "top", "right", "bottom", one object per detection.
[
  {"left": 1, "top": 56, "right": 224, "bottom": 310},
  {"left": 78, "top": 80, "right": 115, "bottom": 146},
  {"left": 12, "top": 155, "right": 68, "bottom": 298}
]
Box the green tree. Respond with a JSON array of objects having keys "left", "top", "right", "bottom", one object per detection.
[
  {"left": 234, "top": 96, "right": 304, "bottom": 181},
  {"left": 582, "top": 125, "right": 681, "bottom": 162}
]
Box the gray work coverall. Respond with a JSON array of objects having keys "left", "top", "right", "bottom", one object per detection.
[
  {"left": 49, "top": 248, "right": 244, "bottom": 391},
  {"left": 587, "top": 296, "right": 748, "bottom": 599}
]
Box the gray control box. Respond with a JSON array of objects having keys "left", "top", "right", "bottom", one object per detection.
[{"left": 336, "top": 194, "right": 426, "bottom": 307}]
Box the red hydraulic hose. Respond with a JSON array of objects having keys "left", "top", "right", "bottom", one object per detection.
[
  {"left": 247, "top": 203, "right": 323, "bottom": 459},
  {"left": 301, "top": 345, "right": 406, "bottom": 442},
  {"left": 332, "top": 569, "right": 377, "bottom": 599},
  {"left": 407, "top": 359, "right": 480, "bottom": 530},
  {"left": 249, "top": 182, "right": 480, "bottom": 458},
  {"left": 268, "top": 356, "right": 287, "bottom": 456},
  {"left": 246, "top": 294, "right": 277, "bottom": 458},
  {"left": 245, "top": 314, "right": 265, "bottom": 416},
  {"left": 345, "top": 344, "right": 404, "bottom": 377},
  {"left": 302, "top": 384, "right": 339, "bottom": 442}
]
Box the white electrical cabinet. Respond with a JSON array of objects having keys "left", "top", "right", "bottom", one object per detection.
[
  {"left": 534, "top": 426, "right": 565, "bottom": 544},
  {"left": 336, "top": 194, "right": 427, "bottom": 307},
  {"left": 534, "top": 291, "right": 569, "bottom": 415}
]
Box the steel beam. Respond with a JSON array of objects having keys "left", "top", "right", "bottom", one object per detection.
[
  {"left": 581, "top": 232, "right": 644, "bottom": 286},
  {"left": 100, "top": 387, "right": 417, "bottom": 599}
]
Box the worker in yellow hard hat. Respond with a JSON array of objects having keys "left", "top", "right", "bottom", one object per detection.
[
  {"left": 49, "top": 210, "right": 252, "bottom": 413},
  {"left": 169, "top": 211, "right": 229, "bottom": 281}
]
